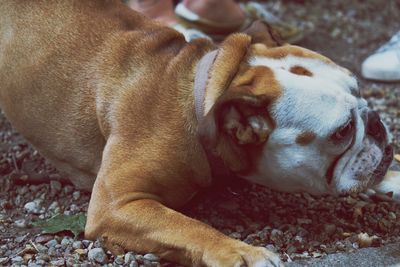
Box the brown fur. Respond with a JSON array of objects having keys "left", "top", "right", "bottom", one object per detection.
[
  {"left": 296, "top": 131, "right": 317, "bottom": 146},
  {"left": 0, "top": 1, "right": 284, "bottom": 266},
  {"left": 290, "top": 65, "right": 313, "bottom": 76}
]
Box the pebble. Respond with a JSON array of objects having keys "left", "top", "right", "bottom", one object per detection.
[
  {"left": 50, "top": 180, "right": 62, "bottom": 192},
  {"left": 11, "top": 256, "right": 24, "bottom": 264},
  {"left": 14, "top": 219, "right": 27, "bottom": 228},
  {"left": 50, "top": 259, "right": 65, "bottom": 266},
  {"left": 46, "top": 239, "right": 58, "bottom": 248},
  {"left": 143, "top": 253, "right": 159, "bottom": 262},
  {"left": 24, "top": 201, "right": 40, "bottom": 214},
  {"left": 75, "top": 248, "right": 88, "bottom": 255},
  {"left": 28, "top": 263, "right": 41, "bottom": 267},
  {"left": 48, "top": 201, "right": 60, "bottom": 211},
  {"left": 35, "top": 234, "right": 54, "bottom": 244},
  {"left": 61, "top": 237, "right": 71, "bottom": 247},
  {"left": 82, "top": 240, "right": 92, "bottom": 248},
  {"left": 72, "top": 191, "right": 81, "bottom": 200},
  {"left": 72, "top": 241, "right": 83, "bottom": 249},
  {"left": 88, "top": 248, "right": 107, "bottom": 264},
  {"left": 114, "top": 255, "right": 125, "bottom": 265},
  {"left": 357, "top": 232, "right": 375, "bottom": 248},
  {"left": 124, "top": 252, "right": 135, "bottom": 264},
  {"left": 63, "top": 185, "right": 74, "bottom": 194},
  {"left": 0, "top": 257, "right": 9, "bottom": 265}
]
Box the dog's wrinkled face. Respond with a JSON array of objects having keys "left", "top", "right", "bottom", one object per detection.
[{"left": 239, "top": 45, "right": 393, "bottom": 195}]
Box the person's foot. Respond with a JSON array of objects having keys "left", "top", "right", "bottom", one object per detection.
[{"left": 362, "top": 31, "right": 400, "bottom": 82}]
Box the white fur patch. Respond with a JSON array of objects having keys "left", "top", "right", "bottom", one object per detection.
[{"left": 249, "top": 55, "right": 358, "bottom": 136}]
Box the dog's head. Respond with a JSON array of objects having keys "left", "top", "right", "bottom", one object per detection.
[{"left": 198, "top": 22, "right": 393, "bottom": 196}]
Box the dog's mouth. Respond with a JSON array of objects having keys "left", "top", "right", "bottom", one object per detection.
[
  {"left": 371, "top": 145, "right": 393, "bottom": 185},
  {"left": 329, "top": 138, "right": 393, "bottom": 194}
]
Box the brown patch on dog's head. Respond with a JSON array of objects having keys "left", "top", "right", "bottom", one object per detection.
[
  {"left": 290, "top": 65, "right": 313, "bottom": 77},
  {"left": 296, "top": 131, "right": 316, "bottom": 146}
]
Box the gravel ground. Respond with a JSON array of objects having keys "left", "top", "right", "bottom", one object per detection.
[{"left": 1, "top": 0, "right": 400, "bottom": 266}]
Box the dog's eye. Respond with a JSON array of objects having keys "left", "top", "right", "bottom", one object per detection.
[{"left": 331, "top": 119, "right": 354, "bottom": 141}]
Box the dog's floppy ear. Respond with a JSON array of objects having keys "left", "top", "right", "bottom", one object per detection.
[
  {"left": 199, "top": 88, "right": 274, "bottom": 173},
  {"left": 197, "top": 33, "right": 278, "bottom": 174},
  {"left": 243, "top": 20, "right": 284, "bottom": 47}
]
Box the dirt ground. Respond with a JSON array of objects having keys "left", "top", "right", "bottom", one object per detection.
[{"left": 0, "top": 0, "right": 400, "bottom": 266}]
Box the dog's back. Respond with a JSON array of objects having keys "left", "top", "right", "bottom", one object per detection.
[{"left": 0, "top": 0, "right": 212, "bottom": 190}]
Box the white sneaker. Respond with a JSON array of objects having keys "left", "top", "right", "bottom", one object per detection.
[{"left": 361, "top": 31, "right": 400, "bottom": 82}]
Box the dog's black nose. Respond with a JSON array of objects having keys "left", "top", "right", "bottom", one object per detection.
[{"left": 366, "top": 110, "right": 385, "bottom": 142}]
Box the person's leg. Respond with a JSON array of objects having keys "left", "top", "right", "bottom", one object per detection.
[
  {"left": 127, "top": 0, "right": 245, "bottom": 26},
  {"left": 183, "top": 0, "right": 245, "bottom": 28},
  {"left": 126, "top": 0, "right": 177, "bottom": 24},
  {"left": 126, "top": 0, "right": 303, "bottom": 43}
]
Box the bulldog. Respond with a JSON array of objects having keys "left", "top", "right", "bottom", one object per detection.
[{"left": 0, "top": 1, "right": 398, "bottom": 266}]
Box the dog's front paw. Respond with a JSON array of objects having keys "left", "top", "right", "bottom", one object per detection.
[
  {"left": 203, "top": 241, "right": 283, "bottom": 267},
  {"left": 374, "top": 170, "right": 400, "bottom": 202}
]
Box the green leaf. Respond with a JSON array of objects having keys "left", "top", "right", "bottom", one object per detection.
[{"left": 32, "top": 213, "right": 87, "bottom": 237}]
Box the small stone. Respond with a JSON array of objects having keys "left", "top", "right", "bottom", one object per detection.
[
  {"left": 88, "top": 248, "right": 107, "bottom": 264},
  {"left": 0, "top": 257, "right": 9, "bottom": 265},
  {"left": 82, "top": 240, "right": 92, "bottom": 249},
  {"left": 312, "top": 252, "right": 323, "bottom": 258},
  {"left": 24, "top": 201, "right": 40, "bottom": 214},
  {"left": 46, "top": 239, "right": 58, "bottom": 248},
  {"left": 63, "top": 185, "right": 74, "bottom": 195},
  {"left": 72, "top": 241, "right": 83, "bottom": 249},
  {"left": 50, "top": 180, "right": 62, "bottom": 196},
  {"left": 50, "top": 259, "right": 65, "bottom": 266},
  {"left": 114, "top": 255, "right": 124, "bottom": 265},
  {"left": 394, "top": 154, "right": 400, "bottom": 162},
  {"left": 11, "top": 256, "right": 24, "bottom": 264},
  {"left": 48, "top": 201, "right": 59, "bottom": 211},
  {"left": 35, "top": 234, "right": 54, "bottom": 244},
  {"left": 388, "top": 211, "right": 397, "bottom": 220},
  {"left": 124, "top": 252, "right": 135, "bottom": 264},
  {"left": 358, "top": 232, "right": 375, "bottom": 248},
  {"left": 271, "top": 229, "right": 283, "bottom": 237},
  {"left": 143, "top": 253, "right": 159, "bottom": 262},
  {"left": 129, "top": 261, "right": 139, "bottom": 267},
  {"left": 35, "top": 244, "right": 48, "bottom": 253},
  {"left": 72, "top": 191, "right": 81, "bottom": 200},
  {"left": 75, "top": 248, "right": 88, "bottom": 255},
  {"left": 28, "top": 263, "right": 41, "bottom": 267},
  {"left": 61, "top": 237, "right": 71, "bottom": 247},
  {"left": 14, "top": 219, "right": 27, "bottom": 228},
  {"left": 35, "top": 260, "right": 46, "bottom": 265},
  {"left": 34, "top": 254, "right": 50, "bottom": 262}
]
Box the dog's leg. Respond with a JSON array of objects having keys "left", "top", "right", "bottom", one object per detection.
[{"left": 85, "top": 136, "right": 282, "bottom": 267}]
